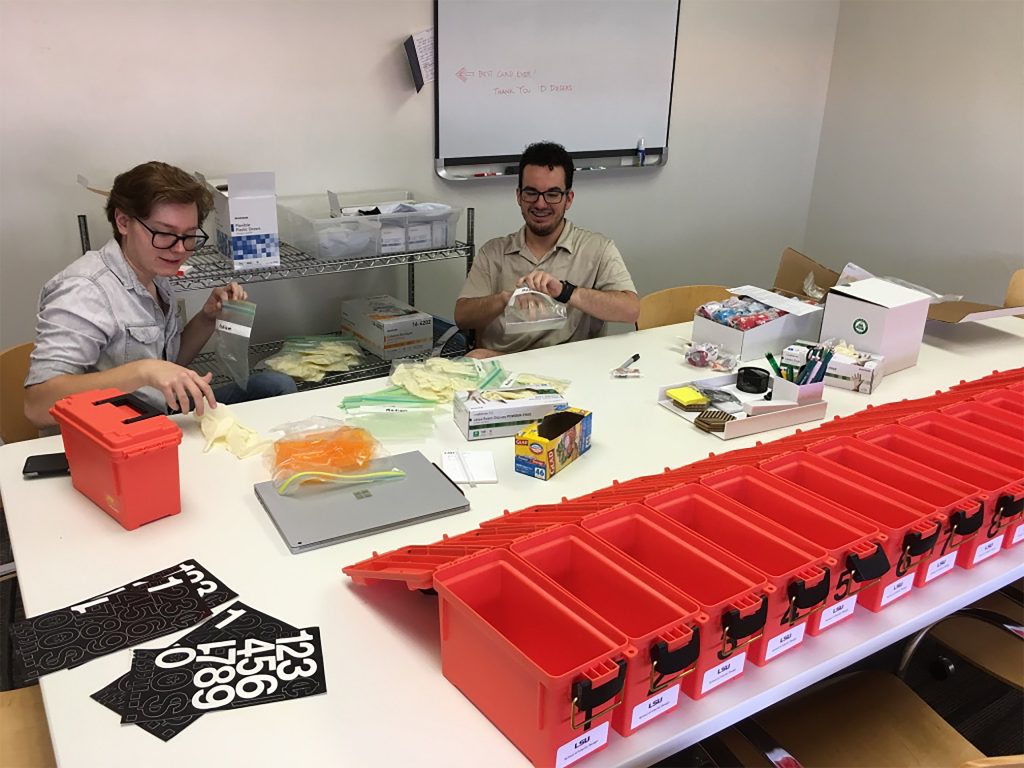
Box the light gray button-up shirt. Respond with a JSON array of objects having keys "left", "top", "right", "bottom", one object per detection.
[{"left": 26, "top": 238, "right": 180, "bottom": 411}]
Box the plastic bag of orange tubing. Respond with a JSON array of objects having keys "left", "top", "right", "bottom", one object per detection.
[{"left": 270, "top": 417, "right": 403, "bottom": 496}]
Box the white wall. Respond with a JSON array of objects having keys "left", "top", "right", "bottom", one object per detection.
[
  {"left": 805, "top": 0, "right": 1024, "bottom": 304},
  {"left": 0, "top": 0, "right": 840, "bottom": 348}
]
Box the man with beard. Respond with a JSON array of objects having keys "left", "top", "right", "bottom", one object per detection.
[{"left": 454, "top": 141, "right": 639, "bottom": 357}]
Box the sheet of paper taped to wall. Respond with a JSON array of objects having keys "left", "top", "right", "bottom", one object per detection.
[{"left": 196, "top": 406, "right": 270, "bottom": 458}]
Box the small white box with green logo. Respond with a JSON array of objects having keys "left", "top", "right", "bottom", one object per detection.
[{"left": 818, "top": 278, "right": 929, "bottom": 374}]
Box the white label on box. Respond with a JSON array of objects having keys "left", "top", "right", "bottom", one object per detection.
[
  {"left": 700, "top": 652, "right": 746, "bottom": 694},
  {"left": 555, "top": 721, "right": 609, "bottom": 768},
  {"left": 881, "top": 574, "right": 914, "bottom": 607},
  {"left": 1013, "top": 524, "right": 1024, "bottom": 545},
  {"left": 380, "top": 226, "right": 405, "bottom": 254},
  {"left": 407, "top": 223, "right": 431, "bottom": 249},
  {"left": 817, "top": 596, "right": 857, "bottom": 631},
  {"left": 214, "top": 319, "right": 252, "bottom": 338},
  {"left": 764, "top": 623, "right": 806, "bottom": 661},
  {"left": 630, "top": 684, "right": 680, "bottom": 730},
  {"left": 925, "top": 553, "right": 957, "bottom": 583},
  {"left": 431, "top": 220, "right": 447, "bottom": 247},
  {"left": 973, "top": 536, "right": 1004, "bottom": 564}
]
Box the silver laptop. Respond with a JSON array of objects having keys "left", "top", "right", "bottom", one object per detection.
[{"left": 254, "top": 451, "right": 470, "bottom": 554}]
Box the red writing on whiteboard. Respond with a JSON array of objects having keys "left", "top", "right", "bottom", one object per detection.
[
  {"left": 492, "top": 85, "right": 534, "bottom": 96},
  {"left": 539, "top": 84, "right": 574, "bottom": 93}
]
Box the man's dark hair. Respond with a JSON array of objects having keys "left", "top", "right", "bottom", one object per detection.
[{"left": 517, "top": 141, "right": 574, "bottom": 190}]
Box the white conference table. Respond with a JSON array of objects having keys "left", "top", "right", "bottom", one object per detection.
[{"left": 2, "top": 318, "right": 1023, "bottom": 768}]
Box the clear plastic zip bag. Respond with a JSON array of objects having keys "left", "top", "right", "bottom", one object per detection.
[
  {"left": 215, "top": 300, "right": 256, "bottom": 388},
  {"left": 504, "top": 287, "right": 567, "bottom": 335}
]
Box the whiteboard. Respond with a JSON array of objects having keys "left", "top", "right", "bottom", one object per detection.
[{"left": 435, "top": 0, "right": 680, "bottom": 172}]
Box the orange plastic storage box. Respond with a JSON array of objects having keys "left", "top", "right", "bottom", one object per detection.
[
  {"left": 510, "top": 525, "right": 707, "bottom": 737},
  {"left": 700, "top": 466, "right": 888, "bottom": 636},
  {"left": 51, "top": 389, "right": 182, "bottom": 530},
  {"left": 582, "top": 504, "right": 770, "bottom": 700},
  {"left": 434, "top": 548, "right": 633, "bottom": 768},
  {"left": 806, "top": 435, "right": 997, "bottom": 569},
  {"left": 856, "top": 425, "right": 1024, "bottom": 558},
  {"left": 760, "top": 451, "right": 944, "bottom": 603},
  {"left": 643, "top": 483, "right": 833, "bottom": 665}
]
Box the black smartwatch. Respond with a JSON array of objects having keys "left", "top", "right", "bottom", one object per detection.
[{"left": 556, "top": 280, "right": 576, "bottom": 304}]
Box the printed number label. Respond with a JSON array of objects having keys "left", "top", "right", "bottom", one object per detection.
[
  {"left": 764, "top": 623, "right": 806, "bottom": 661},
  {"left": 555, "top": 721, "right": 609, "bottom": 768},
  {"left": 925, "top": 553, "right": 957, "bottom": 583},
  {"left": 701, "top": 652, "right": 746, "bottom": 694},
  {"left": 818, "top": 596, "right": 857, "bottom": 631},
  {"left": 154, "top": 631, "right": 320, "bottom": 713},
  {"left": 973, "top": 536, "right": 1004, "bottom": 564},
  {"left": 630, "top": 685, "right": 680, "bottom": 730},
  {"left": 881, "top": 574, "right": 914, "bottom": 607}
]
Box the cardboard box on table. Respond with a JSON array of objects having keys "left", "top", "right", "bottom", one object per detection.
[
  {"left": 691, "top": 249, "right": 827, "bottom": 362},
  {"left": 819, "top": 278, "right": 929, "bottom": 374},
  {"left": 515, "top": 408, "right": 592, "bottom": 480}
]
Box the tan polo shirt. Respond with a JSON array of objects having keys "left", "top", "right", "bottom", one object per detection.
[{"left": 458, "top": 220, "right": 636, "bottom": 354}]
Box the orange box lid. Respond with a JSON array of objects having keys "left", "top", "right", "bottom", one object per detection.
[{"left": 51, "top": 389, "right": 182, "bottom": 453}]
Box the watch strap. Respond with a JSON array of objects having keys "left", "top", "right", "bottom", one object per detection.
[{"left": 556, "top": 280, "right": 576, "bottom": 304}]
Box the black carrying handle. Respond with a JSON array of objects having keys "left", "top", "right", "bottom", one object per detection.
[
  {"left": 650, "top": 625, "right": 701, "bottom": 677},
  {"left": 904, "top": 522, "right": 941, "bottom": 557},
  {"left": 93, "top": 392, "right": 165, "bottom": 424},
  {"left": 788, "top": 567, "right": 831, "bottom": 610},
  {"left": 997, "top": 494, "right": 1024, "bottom": 518},
  {"left": 571, "top": 659, "right": 627, "bottom": 730},
  {"left": 847, "top": 543, "right": 890, "bottom": 582},
  {"left": 950, "top": 503, "right": 984, "bottom": 537},
  {"left": 723, "top": 595, "right": 768, "bottom": 642}
]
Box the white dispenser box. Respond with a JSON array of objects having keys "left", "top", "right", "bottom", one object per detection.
[{"left": 207, "top": 172, "right": 280, "bottom": 270}]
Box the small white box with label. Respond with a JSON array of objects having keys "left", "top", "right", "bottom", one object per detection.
[{"left": 206, "top": 172, "right": 280, "bottom": 270}]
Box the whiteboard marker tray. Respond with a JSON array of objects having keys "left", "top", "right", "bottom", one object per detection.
[{"left": 657, "top": 374, "right": 828, "bottom": 440}]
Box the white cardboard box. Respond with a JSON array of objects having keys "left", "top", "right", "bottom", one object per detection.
[
  {"left": 340, "top": 295, "right": 433, "bottom": 360},
  {"left": 206, "top": 172, "right": 280, "bottom": 270},
  {"left": 692, "top": 285, "right": 823, "bottom": 362},
  {"left": 819, "top": 278, "right": 929, "bottom": 374},
  {"left": 453, "top": 387, "right": 568, "bottom": 441},
  {"left": 782, "top": 343, "right": 886, "bottom": 394}
]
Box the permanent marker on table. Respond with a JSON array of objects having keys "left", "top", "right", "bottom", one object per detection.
[{"left": 617, "top": 353, "right": 640, "bottom": 370}]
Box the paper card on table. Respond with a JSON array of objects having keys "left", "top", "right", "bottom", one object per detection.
[
  {"left": 123, "top": 626, "right": 327, "bottom": 725},
  {"left": 442, "top": 450, "right": 498, "bottom": 484}
]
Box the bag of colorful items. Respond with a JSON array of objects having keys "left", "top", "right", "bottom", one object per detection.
[{"left": 696, "top": 295, "right": 789, "bottom": 330}]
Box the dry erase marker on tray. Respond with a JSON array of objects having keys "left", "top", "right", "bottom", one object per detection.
[
  {"left": 637, "top": 137, "right": 646, "bottom": 166},
  {"left": 473, "top": 172, "right": 501, "bottom": 177}
]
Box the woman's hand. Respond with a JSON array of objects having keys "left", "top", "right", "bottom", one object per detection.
[
  {"left": 141, "top": 360, "right": 217, "bottom": 415},
  {"left": 202, "top": 282, "right": 247, "bottom": 320}
]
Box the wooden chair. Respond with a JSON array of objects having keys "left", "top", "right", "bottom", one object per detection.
[
  {"left": 0, "top": 342, "right": 38, "bottom": 444},
  {"left": 711, "top": 599, "right": 1023, "bottom": 767},
  {"left": 636, "top": 285, "right": 731, "bottom": 331},
  {"left": 0, "top": 686, "right": 56, "bottom": 767},
  {"left": 1005, "top": 269, "right": 1024, "bottom": 309}
]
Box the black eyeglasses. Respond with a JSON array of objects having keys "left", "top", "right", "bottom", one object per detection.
[
  {"left": 134, "top": 217, "right": 209, "bottom": 252},
  {"left": 519, "top": 187, "right": 569, "bottom": 204}
]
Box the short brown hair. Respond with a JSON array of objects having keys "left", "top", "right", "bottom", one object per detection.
[{"left": 105, "top": 161, "right": 213, "bottom": 244}]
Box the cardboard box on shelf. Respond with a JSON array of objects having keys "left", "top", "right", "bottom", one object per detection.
[
  {"left": 204, "top": 172, "right": 280, "bottom": 270},
  {"left": 819, "top": 278, "right": 929, "bottom": 374},
  {"left": 514, "top": 408, "right": 592, "bottom": 480},
  {"left": 454, "top": 387, "right": 568, "bottom": 441},
  {"left": 340, "top": 295, "right": 433, "bottom": 360}
]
